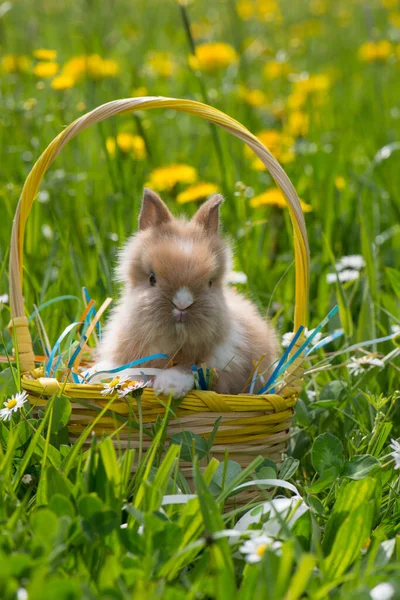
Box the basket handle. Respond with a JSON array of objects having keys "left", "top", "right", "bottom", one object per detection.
[{"left": 9, "top": 96, "right": 310, "bottom": 372}]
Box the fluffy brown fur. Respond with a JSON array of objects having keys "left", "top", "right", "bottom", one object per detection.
[{"left": 98, "top": 189, "right": 278, "bottom": 398}]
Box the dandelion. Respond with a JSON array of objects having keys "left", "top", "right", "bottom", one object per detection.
[
  {"left": 62, "top": 54, "right": 119, "bottom": 83},
  {"left": 33, "top": 49, "right": 57, "bottom": 61},
  {"left": 282, "top": 327, "right": 322, "bottom": 348},
  {"left": 359, "top": 40, "right": 393, "bottom": 62},
  {"left": 237, "top": 0, "right": 281, "bottom": 23},
  {"left": 250, "top": 188, "right": 312, "bottom": 213},
  {"left": 177, "top": 182, "right": 220, "bottom": 204},
  {"left": 106, "top": 133, "right": 146, "bottom": 160},
  {"left": 51, "top": 74, "right": 75, "bottom": 90},
  {"left": 0, "top": 391, "right": 28, "bottom": 421},
  {"left": 131, "top": 86, "right": 148, "bottom": 97},
  {"left": 146, "top": 52, "right": 175, "bottom": 77},
  {"left": 326, "top": 269, "right": 360, "bottom": 284},
  {"left": 263, "top": 60, "right": 292, "bottom": 80},
  {"left": 188, "top": 43, "right": 238, "bottom": 72},
  {"left": 285, "top": 111, "right": 309, "bottom": 137},
  {"left": 347, "top": 354, "right": 384, "bottom": 377},
  {"left": 1, "top": 54, "right": 32, "bottom": 73},
  {"left": 370, "top": 582, "right": 396, "bottom": 600},
  {"left": 335, "top": 176, "right": 346, "bottom": 190},
  {"left": 245, "top": 130, "right": 295, "bottom": 167},
  {"left": 389, "top": 439, "right": 400, "bottom": 470},
  {"left": 239, "top": 534, "right": 282, "bottom": 563},
  {"left": 237, "top": 85, "right": 268, "bottom": 107},
  {"left": 336, "top": 255, "right": 365, "bottom": 271},
  {"left": 145, "top": 164, "right": 198, "bottom": 192},
  {"left": 33, "top": 61, "right": 59, "bottom": 78}
]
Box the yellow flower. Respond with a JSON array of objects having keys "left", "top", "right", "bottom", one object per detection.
[
  {"left": 285, "top": 111, "right": 309, "bottom": 137},
  {"left": 358, "top": 40, "right": 393, "bottom": 61},
  {"left": 189, "top": 43, "right": 238, "bottom": 72},
  {"left": 250, "top": 188, "right": 312, "bottom": 212},
  {"left": 51, "top": 74, "right": 75, "bottom": 90},
  {"left": 263, "top": 60, "right": 292, "bottom": 80},
  {"left": 1, "top": 54, "right": 31, "bottom": 73},
  {"left": 237, "top": 85, "right": 268, "bottom": 107},
  {"left": 106, "top": 133, "right": 146, "bottom": 160},
  {"left": 237, "top": 0, "right": 281, "bottom": 23},
  {"left": 177, "top": 182, "right": 220, "bottom": 204},
  {"left": 33, "top": 61, "right": 59, "bottom": 78},
  {"left": 389, "top": 11, "right": 400, "bottom": 28},
  {"left": 287, "top": 74, "right": 331, "bottom": 110},
  {"left": 131, "top": 86, "right": 148, "bottom": 97},
  {"left": 147, "top": 52, "right": 175, "bottom": 77},
  {"left": 62, "top": 55, "right": 119, "bottom": 82},
  {"left": 245, "top": 130, "right": 295, "bottom": 168},
  {"left": 335, "top": 176, "right": 346, "bottom": 190},
  {"left": 382, "top": 0, "right": 398, "bottom": 7},
  {"left": 145, "top": 164, "right": 198, "bottom": 192},
  {"left": 33, "top": 49, "right": 57, "bottom": 61}
]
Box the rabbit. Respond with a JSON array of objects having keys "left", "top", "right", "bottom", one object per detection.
[{"left": 98, "top": 188, "right": 278, "bottom": 398}]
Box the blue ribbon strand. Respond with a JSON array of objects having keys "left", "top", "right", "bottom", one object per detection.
[
  {"left": 45, "top": 322, "right": 83, "bottom": 377},
  {"left": 86, "top": 354, "right": 170, "bottom": 382}
]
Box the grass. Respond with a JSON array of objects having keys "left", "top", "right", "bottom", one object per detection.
[{"left": 1, "top": 0, "right": 400, "bottom": 598}]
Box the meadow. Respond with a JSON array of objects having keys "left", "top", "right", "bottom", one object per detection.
[{"left": 1, "top": 0, "right": 400, "bottom": 598}]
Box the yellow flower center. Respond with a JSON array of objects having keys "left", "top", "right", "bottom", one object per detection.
[
  {"left": 6, "top": 398, "right": 17, "bottom": 409},
  {"left": 256, "top": 544, "right": 268, "bottom": 557},
  {"left": 109, "top": 377, "right": 120, "bottom": 388}
]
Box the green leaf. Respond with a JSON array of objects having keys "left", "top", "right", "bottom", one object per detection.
[
  {"left": 306, "top": 467, "right": 340, "bottom": 494},
  {"left": 170, "top": 431, "right": 208, "bottom": 461},
  {"left": 30, "top": 508, "right": 59, "bottom": 544},
  {"left": 14, "top": 419, "right": 35, "bottom": 448},
  {"left": 311, "top": 433, "right": 345, "bottom": 475},
  {"left": 279, "top": 457, "right": 299, "bottom": 480},
  {"left": 49, "top": 494, "right": 75, "bottom": 519},
  {"left": 209, "top": 460, "right": 242, "bottom": 494},
  {"left": 386, "top": 267, "right": 400, "bottom": 297},
  {"left": 342, "top": 455, "right": 380, "bottom": 480},
  {"left": 319, "top": 381, "right": 347, "bottom": 402},
  {"left": 51, "top": 396, "right": 71, "bottom": 433}
]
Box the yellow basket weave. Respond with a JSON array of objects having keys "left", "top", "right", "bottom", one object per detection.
[{"left": 8, "top": 96, "right": 310, "bottom": 477}]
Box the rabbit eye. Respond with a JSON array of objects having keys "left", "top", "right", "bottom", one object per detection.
[
  {"left": 209, "top": 280, "right": 212, "bottom": 288},
  {"left": 149, "top": 272, "right": 157, "bottom": 286}
]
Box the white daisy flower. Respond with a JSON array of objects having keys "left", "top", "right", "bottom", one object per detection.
[
  {"left": 118, "top": 379, "right": 150, "bottom": 398},
  {"left": 0, "top": 391, "right": 28, "bottom": 421},
  {"left": 22, "top": 474, "right": 33, "bottom": 485},
  {"left": 0, "top": 293, "right": 8, "bottom": 305},
  {"left": 239, "top": 534, "right": 282, "bottom": 563},
  {"left": 336, "top": 254, "right": 365, "bottom": 271},
  {"left": 100, "top": 376, "right": 126, "bottom": 396},
  {"left": 326, "top": 269, "right": 360, "bottom": 284},
  {"left": 282, "top": 327, "right": 322, "bottom": 349},
  {"left": 370, "top": 582, "right": 395, "bottom": 600},
  {"left": 389, "top": 439, "right": 400, "bottom": 470},
  {"left": 17, "top": 589, "right": 28, "bottom": 600},
  {"left": 227, "top": 271, "right": 248, "bottom": 285},
  {"left": 391, "top": 324, "right": 400, "bottom": 335},
  {"left": 347, "top": 355, "right": 384, "bottom": 377}
]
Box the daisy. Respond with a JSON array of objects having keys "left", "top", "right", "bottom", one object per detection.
[
  {"left": 389, "top": 439, "right": 400, "bottom": 470},
  {"left": 326, "top": 269, "right": 360, "bottom": 284},
  {"left": 100, "top": 376, "right": 125, "bottom": 396},
  {"left": 0, "top": 293, "right": 8, "bottom": 305},
  {"left": 347, "top": 355, "right": 384, "bottom": 377},
  {"left": 282, "top": 327, "right": 322, "bottom": 349},
  {"left": 227, "top": 271, "right": 248, "bottom": 285},
  {"left": 370, "top": 582, "right": 395, "bottom": 600},
  {"left": 239, "top": 534, "right": 282, "bottom": 563},
  {"left": 335, "top": 254, "right": 365, "bottom": 271},
  {"left": 118, "top": 379, "right": 150, "bottom": 398},
  {"left": 0, "top": 391, "right": 28, "bottom": 421},
  {"left": 22, "top": 474, "right": 33, "bottom": 485}
]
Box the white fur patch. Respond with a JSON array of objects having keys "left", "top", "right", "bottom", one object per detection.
[
  {"left": 173, "top": 287, "right": 194, "bottom": 310},
  {"left": 210, "top": 322, "right": 244, "bottom": 371},
  {"left": 153, "top": 369, "right": 194, "bottom": 399},
  {"left": 177, "top": 239, "right": 194, "bottom": 255}
]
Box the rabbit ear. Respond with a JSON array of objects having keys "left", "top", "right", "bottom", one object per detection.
[
  {"left": 139, "top": 188, "right": 173, "bottom": 230},
  {"left": 192, "top": 194, "right": 224, "bottom": 234}
]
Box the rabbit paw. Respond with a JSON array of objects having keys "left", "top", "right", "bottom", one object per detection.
[{"left": 153, "top": 370, "right": 194, "bottom": 399}]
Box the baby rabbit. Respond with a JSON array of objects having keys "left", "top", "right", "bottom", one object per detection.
[{"left": 98, "top": 189, "right": 278, "bottom": 398}]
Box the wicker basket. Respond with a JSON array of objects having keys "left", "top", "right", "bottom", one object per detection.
[{"left": 8, "top": 97, "right": 310, "bottom": 483}]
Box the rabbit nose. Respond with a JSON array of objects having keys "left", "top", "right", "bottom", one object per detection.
[{"left": 172, "top": 287, "right": 194, "bottom": 311}]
